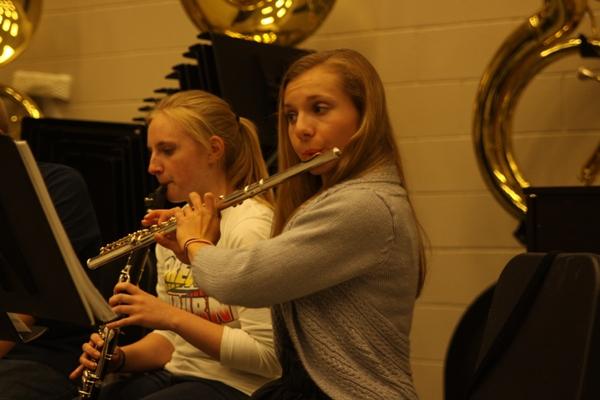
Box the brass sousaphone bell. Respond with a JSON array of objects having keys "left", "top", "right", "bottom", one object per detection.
[
  {"left": 179, "top": 0, "right": 336, "bottom": 46},
  {"left": 473, "top": 0, "right": 600, "bottom": 218},
  {"left": 0, "top": 0, "right": 43, "bottom": 138}
]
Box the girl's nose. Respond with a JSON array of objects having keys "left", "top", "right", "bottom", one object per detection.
[
  {"left": 294, "top": 113, "right": 315, "bottom": 140},
  {"left": 148, "top": 156, "right": 162, "bottom": 175}
]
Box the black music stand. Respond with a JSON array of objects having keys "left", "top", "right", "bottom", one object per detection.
[
  {"left": 524, "top": 186, "right": 600, "bottom": 253},
  {"left": 0, "top": 135, "right": 115, "bottom": 340}
]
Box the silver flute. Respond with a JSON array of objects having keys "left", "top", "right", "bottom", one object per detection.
[{"left": 87, "top": 148, "right": 341, "bottom": 269}]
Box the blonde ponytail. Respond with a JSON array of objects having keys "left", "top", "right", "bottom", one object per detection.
[{"left": 225, "top": 116, "right": 273, "bottom": 205}]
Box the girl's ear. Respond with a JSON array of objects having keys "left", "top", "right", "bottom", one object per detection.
[{"left": 207, "top": 135, "right": 226, "bottom": 164}]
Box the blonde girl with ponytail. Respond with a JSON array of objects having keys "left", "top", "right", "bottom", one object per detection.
[{"left": 72, "top": 90, "right": 280, "bottom": 400}]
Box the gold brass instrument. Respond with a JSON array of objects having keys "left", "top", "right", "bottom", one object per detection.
[
  {"left": 473, "top": 0, "right": 600, "bottom": 218},
  {"left": 0, "top": 0, "right": 42, "bottom": 66},
  {"left": 0, "top": 1, "right": 43, "bottom": 138},
  {"left": 87, "top": 147, "right": 342, "bottom": 269},
  {"left": 576, "top": 67, "right": 600, "bottom": 185},
  {"left": 578, "top": 142, "right": 600, "bottom": 185},
  {"left": 179, "top": 0, "right": 336, "bottom": 45},
  {"left": 0, "top": 84, "right": 42, "bottom": 139}
]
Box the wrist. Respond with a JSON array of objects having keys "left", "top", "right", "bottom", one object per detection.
[
  {"left": 112, "top": 347, "right": 126, "bottom": 372},
  {"left": 168, "top": 307, "right": 186, "bottom": 333},
  {"left": 183, "top": 238, "right": 214, "bottom": 261}
]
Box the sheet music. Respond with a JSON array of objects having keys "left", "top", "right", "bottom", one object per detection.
[{"left": 7, "top": 313, "right": 30, "bottom": 333}]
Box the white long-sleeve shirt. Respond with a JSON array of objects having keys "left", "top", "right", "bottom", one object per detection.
[{"left": 153, "top": 198, "right": 280, "bottom": 395}]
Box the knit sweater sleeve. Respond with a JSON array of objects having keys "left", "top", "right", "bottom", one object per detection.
[{"left": 191, "top": 186, "right": 397, "bottom": 308}]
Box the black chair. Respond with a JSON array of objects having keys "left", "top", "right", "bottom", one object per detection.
[
  {"left": 444, "top": 285, "right": 494, "bottom": 400},
  {"left": 445, "top": 252, "right": 600, "bottom": 400}
]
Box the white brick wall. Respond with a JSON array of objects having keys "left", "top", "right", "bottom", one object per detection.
[{"left": 4, "top": 1, "right": 599, "bottom": 399}]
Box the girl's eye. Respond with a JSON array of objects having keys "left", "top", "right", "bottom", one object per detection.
[
  {"left": 160, "top": 147, "right": 175, "bottom": 156},
  {"left": 286, "top": 112, "right": 297, "bottom": 124},
  {"left": 314, "top": 103, "right": 328, "bottom": 114}
]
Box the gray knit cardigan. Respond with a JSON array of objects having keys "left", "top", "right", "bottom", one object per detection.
[{"left": 191, "top": 163, "right": 420, "bottom": 399}]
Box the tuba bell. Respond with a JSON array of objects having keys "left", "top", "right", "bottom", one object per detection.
[
  {"left": 0, "top": 1, "right": 43, "bottom": 138},
  {"left": 473, "top": 0, "right": 600, "bottom": 218},
  {"left": 179, "top": 0, "right": 336, "bottom": 46}
]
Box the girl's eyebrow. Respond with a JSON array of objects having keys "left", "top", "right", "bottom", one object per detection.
[
  {"left": 155, "top": 140, "right": 176, "bottom": 147},
  {"left": 148, "top": 140, "right": 176, "bottom": 152},
  {"left": 284, "top": 94, "right": 334, "bottom": 108}
]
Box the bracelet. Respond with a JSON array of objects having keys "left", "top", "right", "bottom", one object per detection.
[
  {"left": 113, "top": 347, "right": 126, "bottom": 372},
  {"left": 183, "top": 238, "right": 214, "bottom": 259}
]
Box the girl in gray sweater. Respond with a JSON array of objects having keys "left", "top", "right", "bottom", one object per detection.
[{"left": 153, "top": 49, "right": 426, "bottom": 400}]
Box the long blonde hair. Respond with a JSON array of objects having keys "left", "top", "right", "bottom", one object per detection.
[
  {"left": 273, "top": 49, "right": 426, "bottom": 294},
  {"left": 149, "top": 90, "right": 273, "bottom": 205}
]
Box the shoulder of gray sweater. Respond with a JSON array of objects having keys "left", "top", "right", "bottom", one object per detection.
[{"left": 319, "top": 163, "right": 407, "bottom": 202}]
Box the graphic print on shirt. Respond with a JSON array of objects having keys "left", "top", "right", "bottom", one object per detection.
[{"left": 162, "top": 254, "right": 236, "bottom": 324}]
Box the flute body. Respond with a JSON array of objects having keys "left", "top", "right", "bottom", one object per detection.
[{"left": 87, "top": 148, "right": 341, "bottom": 269}]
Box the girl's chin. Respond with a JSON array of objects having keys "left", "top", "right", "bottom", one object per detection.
[
  {"left": 166, "top": 187, "right": 186, "bottom": 204},
  {"left": 309, "top": 160, "right": 336, "bottom": 176}
]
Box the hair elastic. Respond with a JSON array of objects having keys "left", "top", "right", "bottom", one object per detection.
[{"left": 183, "top": 237, "right": 214, "bottom": 259}]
